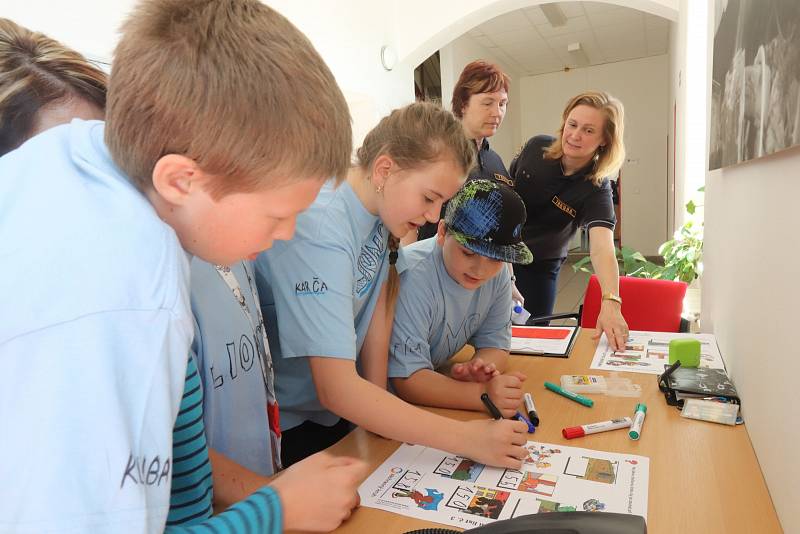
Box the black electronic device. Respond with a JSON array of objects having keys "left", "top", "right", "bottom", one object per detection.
[{"left": 403, "top": 512, "right": 647, "bottom": 534}]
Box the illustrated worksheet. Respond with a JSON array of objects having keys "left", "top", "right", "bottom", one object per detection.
[
  {"left": 359, "top": 441, "right": 648, "bottom": 530},
  {"left": 590, "top": 331, "right": 725, "bottom": 375}
]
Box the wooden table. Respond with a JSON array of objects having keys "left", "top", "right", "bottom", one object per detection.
[{"left": 325, "top": 331, "right": 781, "bottom": 534}]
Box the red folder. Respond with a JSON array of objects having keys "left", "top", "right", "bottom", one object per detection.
[{"left": 511, "top": 326, "right": 571, "bottom": 340}]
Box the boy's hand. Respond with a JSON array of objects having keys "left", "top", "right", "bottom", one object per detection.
[
  {"left": 460, "top": 419, "right": 528, "bottom": 469},
  {"left": 450, "top": 357, "right": 499, "bottom": 383},
  {"left": 485, "top": 371, "right": 526, "bottom": 418},
  {"left": 271, "top": 451, "right": 367, "bottom": 532}
]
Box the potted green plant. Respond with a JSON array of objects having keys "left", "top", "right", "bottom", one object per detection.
[{"left": 573, "top": 187, "right": 704, "bottom": 283}]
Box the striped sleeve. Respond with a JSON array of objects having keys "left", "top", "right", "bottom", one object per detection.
[
  {"left": 164, "top": 354, "right": 283, "bottom": 534},
  {"left": 167, "top": 355, "right": 214, "bottom": 525},
  {"left": 166, "top": 487, "right": 282, "bottom": 534}
]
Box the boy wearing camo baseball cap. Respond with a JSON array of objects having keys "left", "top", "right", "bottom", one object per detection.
[{"left": 388, "top": 179, "right": 533, "bottom": 417}]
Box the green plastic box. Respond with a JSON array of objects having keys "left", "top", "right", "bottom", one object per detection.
[{"left": 668, "top": 338, "right": 701, "bottom": 367}]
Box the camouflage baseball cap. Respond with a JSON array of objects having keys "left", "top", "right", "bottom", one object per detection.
[{"left": 444, "top": 179, "right": 533, "bottom": 265}]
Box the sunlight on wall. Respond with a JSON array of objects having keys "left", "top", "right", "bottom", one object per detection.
[{"left": 680, "top": 0, "right": 709, "bottom": 225}]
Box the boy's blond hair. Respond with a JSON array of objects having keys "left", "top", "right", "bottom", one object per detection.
[{"left": 105, "top": 0, "right": 351, "bottom": 198}]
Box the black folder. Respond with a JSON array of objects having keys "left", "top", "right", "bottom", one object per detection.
[{"left": 658, "top": 365, "right": 740, "bottom": 407}]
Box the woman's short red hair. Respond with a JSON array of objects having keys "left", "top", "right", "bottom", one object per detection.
[{"left": 451, "top": 60, "right": 510, "bottom": 119}]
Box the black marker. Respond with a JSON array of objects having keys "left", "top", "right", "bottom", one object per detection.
[
  {"left": 523, "top": 392, "right": 540, "bottom": 426},
  {"left": 480, "top": 393, "right": 503, "bottom": 420}
]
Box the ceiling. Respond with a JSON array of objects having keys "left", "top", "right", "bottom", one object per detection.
[{"left": 465, "top": 1, "right": 671, "bottom": 76}]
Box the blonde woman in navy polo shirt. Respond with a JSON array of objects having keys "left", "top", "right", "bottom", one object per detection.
[{"left": 509, "top": 91, "right": 629, "bottom": 350}]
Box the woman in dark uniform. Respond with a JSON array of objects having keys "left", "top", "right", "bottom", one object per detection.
[
  {"left": 510, "top": 91, "right": 628, "bottom": 350},
  {"left": 449, "top": 60, "right": 512, "bottom": 185},
  {"left": 414, "top": 60, "right": 526, "bottom": 303},
  {"left": 415, "top": 60, "right": 512, "bottom": 235}
]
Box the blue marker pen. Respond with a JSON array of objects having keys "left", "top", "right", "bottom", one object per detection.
[{"left": 514, "top": 411, "right": 536, "bottom": 433}]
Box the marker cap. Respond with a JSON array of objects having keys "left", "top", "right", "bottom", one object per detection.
[
  {"left": 562, "top": 426, "right": 585, "bottom": 439},
  {"left": 629, "top": 403, "right": 647, "bottom": 440}
]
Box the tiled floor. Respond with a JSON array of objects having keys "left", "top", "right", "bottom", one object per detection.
[{"left": 552, "top": 256, "right": 592, "bottom": 316}]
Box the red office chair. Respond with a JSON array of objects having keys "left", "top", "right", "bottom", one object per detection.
[{"left": 531, "top": 275, "right": 689, "bottom": 332}]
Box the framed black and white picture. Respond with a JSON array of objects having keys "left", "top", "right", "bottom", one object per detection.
[{"left": 709, "top": 0, "right": 800, "bottom": 170}]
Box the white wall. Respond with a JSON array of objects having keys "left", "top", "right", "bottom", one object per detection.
[
  {"left": 703, "top": 148, "right": 800, "bottom": 534},
  {"left": 671, "top": 0, "right": 708, "bottom": 230},
  {"left": 518, "top": 55, "right": 670, "bottom": 255},
  {"left": 700, "top": 1, "right": 799, "bottom": 531},
  {"left": 439, "top": 35, "right": 522, "bottom": 164},
  {"left": 266, "top": 1, "right": 413, "bottom": 115},
  {"left": 1, "top": 0, "right": 136, "bottom": 62},
  {"left": 2, "top": 0, "right": 413, "bottom": 148},
  {"left": 4, "top": 0, "right": 678, "bottom": 153},
  {"left": 667, "top": 19, "right": 681, "bottom": 235}
]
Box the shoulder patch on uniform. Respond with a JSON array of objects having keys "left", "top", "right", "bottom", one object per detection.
[
  {"left": 493, "top": 173, "right": 514, "bottom": 187},
  {"left": 552, "top": 195, "right": 577, "bottom": 218}
]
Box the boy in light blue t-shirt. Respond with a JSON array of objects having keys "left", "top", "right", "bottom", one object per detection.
[
  {"left": 389, "top": 180, "right": 534, "bottom": 418},
  {"left": 190, "top": 259, "right": 278, "bottom": 478},
  {"left": 0, "top": 2, "right": 365, "bottom": 532}
]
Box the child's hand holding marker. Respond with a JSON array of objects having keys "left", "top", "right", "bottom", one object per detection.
[
  {"left": 484, "top": 371, "right": 527, "bottom": 418},
  {"left": 471, "top": 418, "right": 529, "bottom": 469},
  {"left": 468, "top": 398, "right": 529, "bottom": 469}
]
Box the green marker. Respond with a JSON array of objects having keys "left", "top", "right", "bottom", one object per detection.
[
  {"left": 629, "top": 403, "right": 647, "bottom": 440},
  {"left": 544, "top": 381, "right": 594, "bottom": 407}
]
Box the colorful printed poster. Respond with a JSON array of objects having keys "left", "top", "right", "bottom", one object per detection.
[
  {"left": 359, "top": 441, "right": 648, "bottom": 530},
  {"left": 590, "top": 331, "right": 726, "bottom": 375}
]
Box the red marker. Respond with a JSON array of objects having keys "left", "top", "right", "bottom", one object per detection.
[{"left": 562, "top": 417, "right": 632, "bottom": 439}]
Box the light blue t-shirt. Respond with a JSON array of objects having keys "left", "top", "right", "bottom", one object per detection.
[
  {"left": 190, "top": 259, "right": 274, "bottom": 476},
  {"left": 255, "top": 180, "right": 389, "bottom": 430},
  {"left": 0, "top": 120, "right": 193, "bottom": 532},
  {"left": 388, "top": 238, "right": 512, "bottom": 379}
]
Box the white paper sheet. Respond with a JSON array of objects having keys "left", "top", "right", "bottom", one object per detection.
[{"left": 359, "top": 441, "right": 649, "bottom": 529}]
